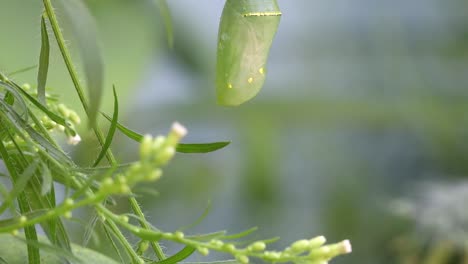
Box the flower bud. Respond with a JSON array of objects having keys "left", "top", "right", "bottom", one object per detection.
[
  {"left": 290, "top": 239, "right": 310, "bottom": 252},
  {"left": 198, "top": 247, "right": 209, "bottom": 256},
  {"left": 236, "top": 255, "right": 249, "bottom": 264},
  {"left": 140, "top": 135, "right": 153, "bottom": 159},
  {"left": 248, "top": 241, "right": 266, "bottom": 251}
]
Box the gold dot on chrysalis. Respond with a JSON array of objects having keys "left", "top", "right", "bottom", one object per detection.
[
  {"left": 228, "top": 83, "right": 233, "bottom": 89},
  {"left": 247, "top": 77, "right": 253, "bottom": 84},
  {"left": 259, "top": 68, "right": 265, "bottom": 75}
]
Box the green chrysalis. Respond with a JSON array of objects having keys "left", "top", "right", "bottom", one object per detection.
[{"left": 216, "top": 0, "right": 281, "bottom": 106}]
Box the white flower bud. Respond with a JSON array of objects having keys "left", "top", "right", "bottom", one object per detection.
[{"left": 67, "top": 134, "right": 81, "bottom": 145}]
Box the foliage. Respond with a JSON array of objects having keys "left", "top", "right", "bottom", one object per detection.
[{"left": 0, "top": 0, "right": 351, "bottom": 263}]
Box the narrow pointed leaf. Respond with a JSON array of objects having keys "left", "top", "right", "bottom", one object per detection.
[
  {"left": 37, "top": 14, "right": 50, "bottom": 104},
  {"left": 153, "top": 246, "right": 196, "bottom": 264},
  {"left": 101, "top": 113, "right": 231, "bottom": 153},
  {"left": 92, "top": 86, "right": 119, "bottom": 167},
  {"left": 154, "top": 0, "right": 174, "bottom": 48},
  {"left": 2, "top": 80, "right": 75, "bottom": 136},
  {"left": 7, "top": 65, "right": 37, "bottom": 76}
]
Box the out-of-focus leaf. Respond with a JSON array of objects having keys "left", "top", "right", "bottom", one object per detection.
[
  {"left": 58, "top": 0, "right": 103, "bottom": 128},
  {"left": 101, "top": 113, "right": 231, "bottom": 153},
  {"left": 37, "top": 14, "right": 50, "bottom": 104},
  {"left": 154, "top": 0, "right": 174, "bottom": 48},
  {"left": 7, "top": 65, "right": 37, "bottom": 76},
  {"left": 40, "top": 163, "right": 52, "bottom": 195}
]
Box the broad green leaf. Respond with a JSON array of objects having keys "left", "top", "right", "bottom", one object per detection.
[
  {"left": 58, "top": 0, "right": 103, "bottom": 128},
  {"left": 92, "top": 86, "right": 119, "bottom": 167},
  {"left": 37, "top": 14, "right": 50, "bottom": 104},
  {"left": 101, "top": 113, "right": 231, "bottom": 153}
]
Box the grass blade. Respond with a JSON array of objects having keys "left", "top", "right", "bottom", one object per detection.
[
  {"left": 58, "top": 0, "right": 103, "bottom": 128},
  {"left": 92, "top": 86, "right": 118, "bottom": 167},
  {"left": 154, "top": 0, "right": 174, "bottom": 48},
  {"left": 37, "top": 14, "right": 50, "bottom": 104},
  {"left": 101, "top": 113, "right": 231, "bottom": 153}
]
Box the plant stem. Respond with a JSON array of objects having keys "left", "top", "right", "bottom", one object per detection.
[{"left": 41, "top": 0, "right": 166, "bottom": 259}]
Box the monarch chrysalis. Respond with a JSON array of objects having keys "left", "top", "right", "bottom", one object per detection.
[{"left": 216, "top": 0, "right": 281, "bottom": 106}]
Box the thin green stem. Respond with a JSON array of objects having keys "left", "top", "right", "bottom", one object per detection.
[{"left": 41, "top": 0, "right": 166, "bottom": 259}]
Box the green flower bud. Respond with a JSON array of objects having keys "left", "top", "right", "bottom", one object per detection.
[
  {"left": 154, "top": 146, "right": 175, "bottom": 165},
  {"left": 174, "top": 231, "right": 184, "bottom": 240},
  {"left": 210, "top": 239, "right": 224, "bottom": 247},
  {"left": 19, "top": 216, "right": 27, "bottom": 224},
  {"left": 248, "top": 241, "right": 266, "bottom": 251},
  {"left": 308, "top": 236, "right": 326, "bottom": 249},
  {"left": 21, "top": 83, "right": 31, "bottom": 90},
  {"left": 223, "top": 244, "right": 236, "bottom": 253},
  {"left": 64, "top": 198, "right": 74, "bottom": 207},
  {"left": 64, "top": 211, "right": 72, "bottom": 219},
  {"left": 236, "top": 254, "right": 249, "bottom": 264},
  {"left": 120, "top": 215, "right": 129, "bottom": 223},
  {"left": 198, "top": 247, "right": 209, "bottom": 256},
  {"left": 140, "top": 135, "right": 153, "bottom": 159},
  {"left": 68, "top": 111, "right": 81, "bottom": 125},
  {"left": 137, "top": 240, "right": 150, "bottom": 255},
  {"left": 263, "top": 251, "right": 281, "bottom": 261},
  {"left": 290, "top": 239, "right": 310, "bottom": 252},
  {"left": 146, "top": 169, "right": 162, "bottom": 181},
  {"left": 151, "top": 136, "right": 166, "bottom": 153},
  {"left": 57, "top": 104, "right": 70, "bottom": 118}
]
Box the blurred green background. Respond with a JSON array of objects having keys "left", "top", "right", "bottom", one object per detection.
[{"left": 2, "top": 0, "right": 468, "bottom": 263}]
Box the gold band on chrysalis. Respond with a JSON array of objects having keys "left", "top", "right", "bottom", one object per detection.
[{"left": 243, "top": 11, "right": 282, "bottom": 17}]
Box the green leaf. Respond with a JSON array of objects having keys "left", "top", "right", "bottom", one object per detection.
[
  {"left": 37, "top": 14, "right": 50, "bottom": 104},
  {"left": 7, "top": 65, "right": 37, "bottom": 76},
  {"left": 92, "top": 86, "right": 119, "bottom": 167},
  {"left": 101, "top": 113, "right": 231, "bottom": 153},
  {"left": 152, "top": 246, "right": 196, "bottom": 264},
  {"left": 154, "top": 0, "right": 174, "bottom": 48},
  {"left": 222, "top": 227, "right": 258, "bottom": 240},
  {"left": 180, "top": 201, "right": 212, "bottom": 231},
  {"left": 58, "top": 0, "right": 103, "bottom": 128},
  {"left": 177, "top": 142, "right": 231, "bottom": 153},
  {"left": 2, "top": 80, "right": 75, "bottom": 136},
  {"left": 4, "top": 91, "right": 14, "bottom": 105}
]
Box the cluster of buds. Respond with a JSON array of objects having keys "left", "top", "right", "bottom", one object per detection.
[
  {"left": 21, "top": 82, "right": 82, "bottom": 146},
  {"left": 158, "top": 229, "right": 351, "bottom": 264},
  {"left": 98, "top": 122, "right": 187, "bottom": 195}
]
